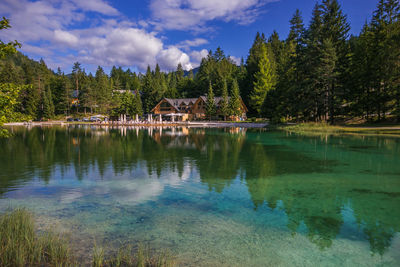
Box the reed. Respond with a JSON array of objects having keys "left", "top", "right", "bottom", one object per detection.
[
  {"left": 0, "top": 208, "right": 74, "bottom": 266},
  {"left": 0, "top": 209, "right": 175, "bottom": 267}
]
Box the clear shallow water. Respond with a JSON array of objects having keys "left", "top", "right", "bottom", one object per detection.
[{"left": 0, "top": 126, "right": 400, "bottom": 266}]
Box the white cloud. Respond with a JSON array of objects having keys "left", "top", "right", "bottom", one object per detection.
[
  {"left": 190, "top": 49, "right": 209, "bottom": 63},
  {"left": 229, "top": 55, "right": 241, "bottom": 65},
  {"left": 157, "top": 46, "right": 192, "bottom": 71},
  {"left": 0, "top": 0, "right": 245, "bottom": 72},
  {"left": 177, "top": 38, "right": 208, "bottom": 50},
  {"left": 150, "top": 0, "right": 277, "bottom": 31},
  {"left": 54, "top": 30, "right": 79, "bottom": 46},
  {"left": 0, "top": 0, "right": 203, "bottom": 72},
  {"left": 70, "top": 0, "right": 119, "bottom": 16},
  {"left": 78, "top": 27, "right": 164, "bottom": 70}
]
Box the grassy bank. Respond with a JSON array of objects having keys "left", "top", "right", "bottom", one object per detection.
[
  {"left": 0, "top": 209, "right": 175, "bottom": 267},
  {"left": 277, "top": 122, "right": 400, "bottom": 136}
]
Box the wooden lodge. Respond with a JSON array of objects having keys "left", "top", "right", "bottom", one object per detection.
[{"left": 151, "top": 96, "right": 248, "bottom": 121}]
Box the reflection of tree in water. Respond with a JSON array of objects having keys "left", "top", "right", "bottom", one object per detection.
[
  {"left": 242, "top": 133, "right": 400, "bottom": 254},
  {"left": 350, "top": 189, "right": 400, "bottom": 255},
  {"left": 0, "top": 126, "right": 399, "bottom": 254}
]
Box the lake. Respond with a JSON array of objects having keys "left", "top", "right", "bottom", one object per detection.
[{"left": 0, "top": 126, "right": 399, "bottom": 266}]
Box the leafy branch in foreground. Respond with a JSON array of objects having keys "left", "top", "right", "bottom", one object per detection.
[
  {"left": 0, "top": 17, "right": 21, "bottom": 59},
  {"left": 0, "top": 17, "right": 22, "bottom": 137}
]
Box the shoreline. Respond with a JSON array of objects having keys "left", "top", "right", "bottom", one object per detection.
[
  {"left": 4, "top": 121, "right": 269, "bottom": 128},
  {"left": 5, "top": 121, "right": 400, "bottom": 133}
]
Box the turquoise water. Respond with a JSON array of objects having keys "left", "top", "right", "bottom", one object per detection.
[{"left": 0, "top": 126, "right": 399, "bottom": 266}]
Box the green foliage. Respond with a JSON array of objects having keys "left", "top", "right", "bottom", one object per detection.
[
  {"left": 195, "top": 48, "right": 239, "bottom": 97},
  {"left": 41, "top": 86, "right": 55, "bottom": 120},
  {"left": 243, "top": 32, "right": 267, "bottom": 115},
  {"left": 205, "top": 82, "right": 216, "bottom": 119},
  {"left": 220, "top": 79, "right": 229, "bottom": 120},
  {"left": 0, "top": 17, "right": 21, "bottom": 59},
  {"left": 133, "top": 89, "right": 143, "bottom": 116},
  {"left": 251, "top": 43, "right": 276, "bottom": 115},
  {"left": 229, "top": 79, "right": 242, "bottom": 117},
  {"left": 1, "top": 1, "right": 399, "bottom": 123},
  {"left": 0, "top": 83, "right": 22, "bottom": 136}
]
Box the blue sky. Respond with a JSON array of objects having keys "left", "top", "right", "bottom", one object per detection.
[{"left": 0, "top": 0, "right": 379, "bottom": 74}]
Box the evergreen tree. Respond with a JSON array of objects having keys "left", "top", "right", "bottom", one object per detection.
[
  {"left": 303, "top": 3, "right": 326, "bottom": 121},
  {"left": 318, "top": 38, "right": 339, "bottom": 122},
  {"left": 141, "top": 65, "right": 156, "bottom": 113},
  {"left": 220, "top": 79, "right": 229, "bottom": 120},
  {"left": 133, "top": 89, "right": 143, "bottom": 116},
  {"left": 251, "top": 43, "right": 276, "bottom": 115},
  {"left": 244, "top": 32, "right": 267, "bottom": 114},
  {"left": 72, "top": 62, "right": 82, "bottom": 112},
  {"left": 205, "top": 81, "right": 216, "bottom": 120},
  {"left": 320, "top": 0, "right": 350, "bottom": 123},
  {"left": 229, "top": 79, "right": 242, "bottom": 118},
  {"left": 95, "top": 66, "right": 110, "bottom": 113},
  {"left": 41, "top": 86, "right": 55, "bottom": 119}
]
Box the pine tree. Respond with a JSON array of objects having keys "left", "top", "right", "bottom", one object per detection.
[
  {"left": 303, "top": 3, "right": 326, "bottom": 121},
  {"left": 229, "top": 79, "right": 242, "bottom": 118},
  {"left": 220, "top": 79, "right": 229, "bottom": 120},
  {"left": 141, "top": 65, "right": 156, "bottom": 113},
  {"left": 318, "top": 38, "right": 339, "bottom": 122},
  {"left": 244, "top": 32, "right": 267, "bottom": 114},
  {"left": 320, "top": 0, "right": 350, "bottom": 123},
  {"left": 288, "top": 9, "right": 305, "bottom": 45},
  {"left": 133, "top": 89, "right": 143, "bottom": 116},
  {"left": 72, "top": 62, "right": 82, "bottom": 112},
  {"left": 95, "top": 66, "right": 110, "bottom": 113},
  {"left": 41, "top": 86, "right": 54, "bottom": 119},
  {"left": 251, "top": 43, "right": 276, "bottom": 115},
  {"left": 205, "top": 81, "right": 216, "bottom": 120},
  {"left": 176, "top": 63, "right": 184, "bottom": 82},
  {"left": 369, "top": 0, "right": 400, "bottom": 120}
]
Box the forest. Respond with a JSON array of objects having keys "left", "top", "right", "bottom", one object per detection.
[{"left": 0, "top": 0, "right": 399, "bottom": 124}]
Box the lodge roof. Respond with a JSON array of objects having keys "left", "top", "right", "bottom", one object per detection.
[
  {"left": 164, "top": 98, "right": 198, "bottom": 110},
  {"left": 198, "top": 96, "right": 228, "bottom": 105},
  {"left": 151, "top": 96, "right": 248, "bottom": 113}
]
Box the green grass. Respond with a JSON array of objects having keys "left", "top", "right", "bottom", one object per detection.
[
  {"left": 0, "top": 208, "right": 74, "bottom": 266},
  {"left": 0, "top": 209, "right": 175, "bottom": 267},
  {"left": 277, "top": 122, "right": 400, "bottom": 136}
]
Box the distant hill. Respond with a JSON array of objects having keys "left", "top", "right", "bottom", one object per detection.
[{"left": 184, "top": 67, "right": 199, "bottom": 77}]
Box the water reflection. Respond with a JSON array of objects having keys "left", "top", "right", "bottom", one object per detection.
[{"left": 1, "top": 125, "right": 400, "bottom": 256}]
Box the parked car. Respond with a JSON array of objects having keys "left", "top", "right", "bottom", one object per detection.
[
  {"left": 90, "top": 116, "right": 101, "bottom": 122},
  {"left": 74, "top": 118, "right": 81, "bottom": 122},
  {"left": 67, "top": 118, "right": 74, "bottom": 122},
  {"left": 83, "top": 118, "right": 90, "bottom": 122}
]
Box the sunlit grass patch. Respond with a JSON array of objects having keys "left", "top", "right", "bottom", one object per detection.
[{"left": 278, "top": 122, "right": 400, "bottom": 136}]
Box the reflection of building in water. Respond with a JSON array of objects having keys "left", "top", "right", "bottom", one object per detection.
[{"left": 72, "top": 137, "right": 80, "bottom": 146}]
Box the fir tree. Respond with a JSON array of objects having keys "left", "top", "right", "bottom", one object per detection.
[
  {"left": 251, "top": 43, "right": 276, "bottom": 115},
  {"left": 220, "top": 79, "right": 229, "bottom": 120},
  {"left": 244, "top": 32, "right": 267, "bottom": 114},
  {"left": 205, "top": 81, "right": 216, "bottom": 120},
  {"left": 41, "top": 86, "right": 54, "bottom": 119},
  {"left": 133, "top": 89, "right": 143, "bottom": 116},
  {"left": 229, "top": 79, "right": 242, "bottom": 118}
]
